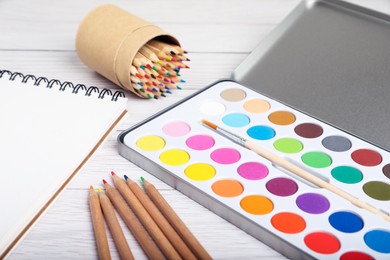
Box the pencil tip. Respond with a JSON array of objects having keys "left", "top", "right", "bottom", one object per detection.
[
  {"left": 124, "top": 175, "right": 129, "bottom": 180},
  {"left": 102, "top": 179, "right": 107, "bottom": 185},
  {"left": 98, "top": 187, "right": 103, "bottom": 193},
  {"left": 111, "top": 171, "right": 115, "bottom": 176},
  {"left": 90, "top": 185, "right": 94, "bottom": 190},
  {"left": 140, "top": 176, "right": 145, "bottom": 182}
]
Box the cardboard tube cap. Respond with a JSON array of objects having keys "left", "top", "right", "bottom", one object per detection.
[{"left": 76, "top": 4, "right": 179, "bottom": 94}]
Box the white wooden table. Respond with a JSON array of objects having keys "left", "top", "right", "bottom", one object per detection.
[{"left": 1, "top": 0, "right": 389, "bottom": 259}]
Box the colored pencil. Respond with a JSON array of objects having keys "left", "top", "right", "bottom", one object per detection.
[
  {"left": 110, "top": 173, "right": 181, "bottom": 259},
  {"left": 123, "top": 174, "right": 197, "bottom": 260},
  {"left": 102, "top": 180, "right": 164, "bottom": 259},
  {"left": 148, "top": 39, "right": 181, "bottom": 55},
  {"left": 201, "top": 119, "right": 390, "bottom": 222},
  {"left": 98, "top": 188, "right": 134, "bottom": 260},
  {"left": 89, "top": 186, "right": 111, "bottom": 260},
  {"left": 129, "top": 39, "right": 189, "bottom": 98},
  {"left": 146, "top": 44, "right": 175, "bottom": 61},
  {"left": 139, "top": 45, "right": 159, "bottom": 63},
  {"left": 141, "top": 178, "right": 212, "bottom": 260}
]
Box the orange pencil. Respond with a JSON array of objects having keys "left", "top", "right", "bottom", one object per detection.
[
  {"left": 110, "top": 173, "right": 181, "bottom": 259},
  {"left": 89, "top": 185, "right": 111, "bottom": 260},
  {"left": 98, "top": 188, "right": 134, "bottom": 260},
  {"left": 102, "top": 180, "right": 164, "bottom": 259},
  {"left": 141, "top": 178, "right": 212, "bottom": 260}
]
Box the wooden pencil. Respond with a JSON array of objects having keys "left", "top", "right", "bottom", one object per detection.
[
  {"left": 139, "top": 45, "right": 159, "bottom": 62},
  {"left": 110, "top": 173, "right": 181, "bottom": 259},
  {"left": 89, "top": 186, "right": 111, "bottom": 260},
  {"left": 133, "top": 53, "right": 152, "bottom": 68},
  {"left": 146, "top": 44, "right": 174, "bottom": 61},
  {"left": 98, "top": 188, "right": 134, "bottom": 260},
  {"left": 141, "top": 178, "right": 212, "bottom": 260},
  {"left": 102, "top": 180, "right": 164, "bottom": 259},
  {"left": 123, "top": 174, "right": 197, "bottom": 260},
  {"left": 148, "top": 39, "right": 181, "bottom": 55},
  {"left": 130, "top": 40, "right": 189, "bottom": 99}
]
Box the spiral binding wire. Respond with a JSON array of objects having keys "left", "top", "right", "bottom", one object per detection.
[{"left": 0, "top": 70, "right": 126, "bottom": 101}]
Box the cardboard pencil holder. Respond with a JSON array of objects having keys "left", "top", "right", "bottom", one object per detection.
[{"left": 76, "top": 4, "right": 180, "bottom": 97}]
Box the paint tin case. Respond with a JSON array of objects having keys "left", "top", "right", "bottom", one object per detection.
[
  {"left": 118, "top": 0, "right": 390, "bottom": 258},
  {"left": 118, "top": 80, "right": 390, "bottom": 259}
]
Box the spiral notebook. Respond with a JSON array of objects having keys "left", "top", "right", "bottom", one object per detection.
[{"left": 0, "top": 70, "right": 128, "bottom": 258}]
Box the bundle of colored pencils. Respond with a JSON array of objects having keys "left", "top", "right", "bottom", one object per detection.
[
  {"left": 130, "top": 39, "right": 190, "bottom": 99},
  {"left": 89, "top": 172, "right": 211, "bottom": 259}
]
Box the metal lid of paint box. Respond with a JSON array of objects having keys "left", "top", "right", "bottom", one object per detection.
[{"left": 232, "top": 0, "right": 390, "bottom": 151}]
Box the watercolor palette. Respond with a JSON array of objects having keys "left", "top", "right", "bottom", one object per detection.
[{"left": 118, "top": 80, "right": 390, "bottom": 259}]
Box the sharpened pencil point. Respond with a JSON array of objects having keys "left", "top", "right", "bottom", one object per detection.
[
  {"left": 111, "top": 171, "right": 115, "bottom": 176},
  {"left": 140, "top": 176, "right": 145, "bottom": 182},
  {"left": 102, "top": 179, "right": 108, "bottom": 185},
  {"left": 90, "top": 185, "right": 94, "bottom": 190},
  {"left": 98, "top": 187, "right": 103, "bottom": 193},
  {"left": 124, "top": 175, "right": 129, "bottom": 181}
]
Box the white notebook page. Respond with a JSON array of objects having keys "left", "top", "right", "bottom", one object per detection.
[{"left": 0, "top": 74, "right": 127, "bottom": 257}]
